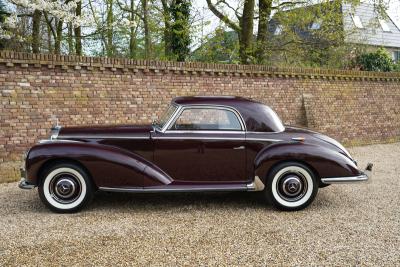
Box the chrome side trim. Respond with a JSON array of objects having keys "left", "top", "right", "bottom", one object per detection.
[
  {"left": 51, "top": 136, "right": 149, "bottom": 140},
  {"left": 151, "top": 136, "right": 281, "bottom": 142},
  {"left": 246, "top": 131, "right": 284, "bottom": 134},
  {"left": 321, "top": 174, "right": 368, "bottom": 184},
  {"left": 152, "top": 136, "right": 244, "bottom": 140},
  {"left": 19, "top": 178, "right": 35, "bottom": 190},
  {"left": 321, "top": 163, "right": 372, "bottom": 184},
  {"left": 246, "top": 138, "right": 282, "bottom": 142},
  {"left": 246, "top": 176, "right": 265, "bottom": 191},
  {"left": 99, "top": 185, "right": 249, "bottom": 193},
  {"left": 39, "top": 139, "right": 83, "bottom": 144}
]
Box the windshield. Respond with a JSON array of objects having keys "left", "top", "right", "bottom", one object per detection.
[{"left": 154, "top": 104, "right": 178, "bottom": 130}]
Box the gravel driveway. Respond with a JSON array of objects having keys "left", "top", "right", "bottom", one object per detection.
[{"left": 0, "top": 142, "right": 399, "bottom": 266}]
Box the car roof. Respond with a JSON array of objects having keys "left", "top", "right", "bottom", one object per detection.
[
  {"left": 172, "top": 96, "right": 259, "bottom": 106},
  {"left": 171, "top": 96, "right": 285, "bottom": 133}
]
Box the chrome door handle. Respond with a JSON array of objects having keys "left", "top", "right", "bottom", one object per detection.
[{"left": 233, "top": 146, "right": 245, "bottom": 150}]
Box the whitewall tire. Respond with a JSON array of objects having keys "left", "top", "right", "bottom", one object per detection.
[
  {"left": 265, "top": 162, "right": 318, "bottom": 211},
  {"left": 38, "top": 163, "right": 94, "bottom": 213}
]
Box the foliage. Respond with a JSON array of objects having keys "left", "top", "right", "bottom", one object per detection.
[
  {"left": 0, "top": 0, "right": 395, "bottom": 70},
  {"left": 355, "top": 48, "right": 395, "bottom": 72},
  {"left": 169, "top": 0, "right": 191, "bottom": 61},
  {"left": 191, "top": 27, "right": 239, "bottom": 64}
]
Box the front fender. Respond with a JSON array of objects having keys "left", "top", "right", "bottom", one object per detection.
[
  {"left": 26, "top": 141, "right": 172, "bottom": 188},
  {"left": 254, "top": 142, "right": 360, "bottom": 183}
]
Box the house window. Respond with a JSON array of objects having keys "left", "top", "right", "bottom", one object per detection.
[
  {"left": 352, "top": 15, "right": 363, "bottom": 28},
  {"left": 274, "top": 25, "right": 283, "bottom": 35},
  {"left": 393, "top": 51, "right": 400, "bottom": 63},
  {"left": 310, "top": 21, "right": 321, "bottom": 30},
  {"left": 378, "top": 19, "right": 391, "bottom": 32}
]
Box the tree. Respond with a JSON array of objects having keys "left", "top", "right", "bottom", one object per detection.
[
  {"left": 0, "top": 0, "right": 9, "bottom": 49},
  {"left": 206, "top": 0, "right": 255, "bottom": 64},
  {"left": 32, "top": 10, "right": 41, "bottom": 53},
  {"left": 170, "top": 0, "right": 190, "bottom": 61},
  {"left": 75, "top": 0, "right": 82, "bottom": 55},
  {"left": 256, "top": 0, "right": 272, "bottom": 63},
  {"left": 160, "top": 0, "right": 173, "bottom": 59}
]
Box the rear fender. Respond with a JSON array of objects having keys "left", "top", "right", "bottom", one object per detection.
[
  {"left": 26, "top": 141, "right": 172, "bottom": 188},
  {"left": 254, "top": 142, "right": 360, "bottom": 183}
]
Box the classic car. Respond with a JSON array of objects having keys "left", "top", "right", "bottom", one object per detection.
[{"left": 19, "top": 96, "right": 372, "bottom": 213}]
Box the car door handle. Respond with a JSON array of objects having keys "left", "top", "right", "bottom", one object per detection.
[{"left": 233, "top": 146, "right": 245, "bottom": 150}]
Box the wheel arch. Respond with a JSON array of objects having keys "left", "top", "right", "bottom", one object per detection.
[
  {"left": 254, "top": 142, "right": 360, "bottom": 186},
  {"left": 37, "top": 157, "right": 96, "bottom": 188},
  {"left": 26, "top": 141, "right": 173, "bottom": 188},
  {"left": 264, "top": 159, "right": 320, "bottom": 182}
]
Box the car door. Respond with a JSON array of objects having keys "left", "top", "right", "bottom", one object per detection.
[{"left": 153, "top": 106, "right": 248, "bottom": 184}]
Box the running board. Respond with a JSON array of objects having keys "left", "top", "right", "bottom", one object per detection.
[
  {"left": 99, "top": 177, "right": 265, "bottom": 193},
  {"left": 100, "top": 185, "right": 248, "bottom": 193}
]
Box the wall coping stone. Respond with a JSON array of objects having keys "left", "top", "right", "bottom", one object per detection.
[{"left": 0, "top": 51, "right": 400, "bottom": 81}]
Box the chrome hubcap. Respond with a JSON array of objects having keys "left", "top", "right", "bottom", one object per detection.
[
  {"left": 277, "top": 171, "right": 308, "bottom": 202},
  {"left": 55, "top": 178, "right": 76, "bottom": 198},
  {"left": 49, "top": 173, "right": 82, "bottom": 204},
  {"left": 282, "top": 176, "right": 302, "bottom": 196}
]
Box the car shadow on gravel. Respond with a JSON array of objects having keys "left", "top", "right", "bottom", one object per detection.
[{"left": 88, "top": 191, "right": 274, "bottom": 212}]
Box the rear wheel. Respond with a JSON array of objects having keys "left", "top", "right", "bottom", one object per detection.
[
  {"left": 38, "top": 163, "right": 94, "bottom": 213},
  {"left": 265, "top": 162, "right": 318, "bottom": 211}
]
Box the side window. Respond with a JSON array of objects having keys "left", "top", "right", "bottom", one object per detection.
[{"left": 171, "top": 108, "right": 242, "bottom": 131}]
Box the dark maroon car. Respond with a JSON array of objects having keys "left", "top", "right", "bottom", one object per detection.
[{"left": 19, "top": 96, "right": 372, "bottom": 212}]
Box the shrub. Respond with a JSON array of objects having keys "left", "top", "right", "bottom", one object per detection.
[{"left": 355, "top": 48, "right": 394, "bottom": 72}]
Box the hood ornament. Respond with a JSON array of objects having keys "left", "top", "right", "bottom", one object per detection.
[{"left": 51, "top": 115, "right": 61, "bottom": 130}]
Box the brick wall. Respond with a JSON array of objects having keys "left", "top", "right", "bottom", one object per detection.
[{"left": 1, "top": 51, "right": 399, "bottom": 183}]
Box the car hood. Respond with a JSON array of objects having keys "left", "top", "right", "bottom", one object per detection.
[
  {"left": 283, "top": 126, "right": 353, "bottom": 160},
  {"left": 57, "top": 124, "right": 153, "bottom": 139}
]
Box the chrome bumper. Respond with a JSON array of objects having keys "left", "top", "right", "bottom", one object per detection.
[
  {"left": 18, "top": 167, "right": 35, "bottom": 190},
  {"left": 321, "top": 163, "right": 373, "bottom": 184}
]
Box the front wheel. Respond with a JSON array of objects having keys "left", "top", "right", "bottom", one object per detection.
[
  {"left": 38, "top": 163, "right": 94, "bottom": 213},
  {"left": 265, "top": 162, "right": 318, "bottom": 211}
]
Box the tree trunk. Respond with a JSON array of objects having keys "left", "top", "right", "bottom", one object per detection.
[
  {"left": 55, "top": 19, "right": 63, "bottom": 54},
  {"left": 46, "top": 20, "right": 53, "bottom": 53},
  {"left": 256, "top": 0, "right": 272, "bottom": 63},
  {"left": 32, "top": 10, "right": 42, "bottom": 53},
  {"left": 129, "top": 0, "right": 137, "bottom": 58},
  {"left": 74, "top": 1, "right": 82, "bottom": 56},
  {"left": 161, "top": 0, "right": 172, "bottom": 59},
  {"left": 239, "top": 0, "right": 255, "bottom": 64},
  {"left": 67, "top": 23, "right": 74, "bottom": 54},
  {"left": 142, "top": 0, "right": 151, "bottom": 59},
  {"left": 106, "top": 0, "right": 114, "bottom": 57}
]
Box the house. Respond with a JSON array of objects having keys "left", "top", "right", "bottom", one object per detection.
[
  {"left": 269, "top": 1, "right": 400, "bottom": 62},
  {"left": 343, "top": 2, "right": 400, "bottom": 62}
]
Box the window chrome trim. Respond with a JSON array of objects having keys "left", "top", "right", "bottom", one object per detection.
[
  {"left": 161, "top": 105, "right": 183, "bottom": 132},
  {"left": 163, "top": 104, "right": 246, "bottom": 133},
  {"left": 164, "top": 130, "right": 245, "bottom": 134}
]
